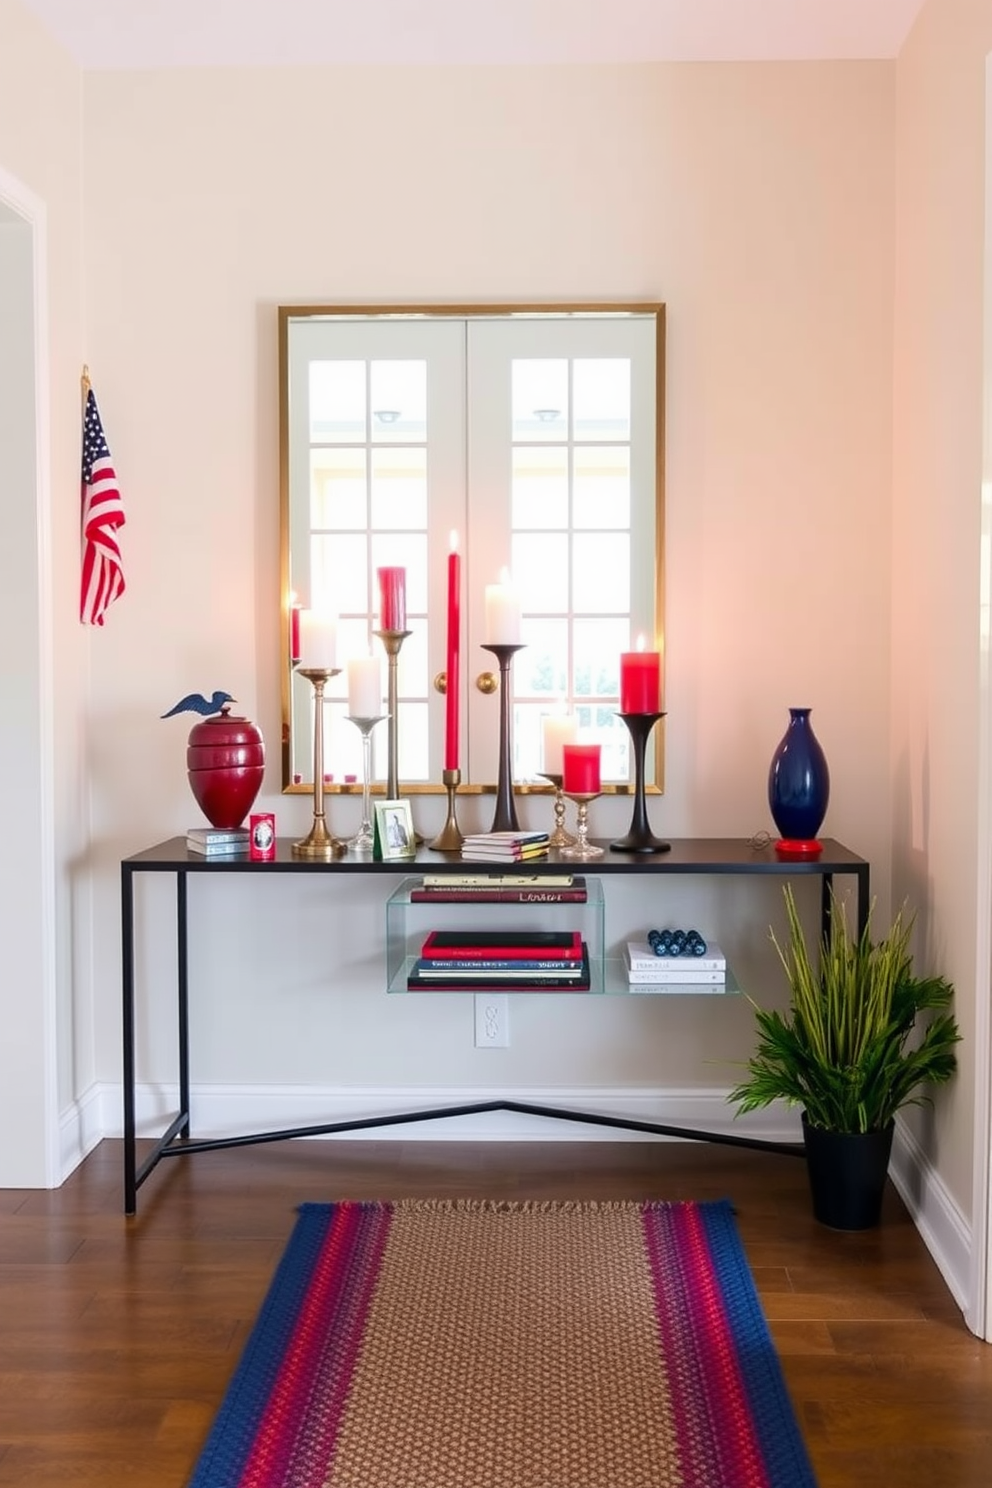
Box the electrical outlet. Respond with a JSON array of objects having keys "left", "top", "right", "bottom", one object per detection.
[{"left": 474, "top": 992, "right": 510, "bottom": 1048}]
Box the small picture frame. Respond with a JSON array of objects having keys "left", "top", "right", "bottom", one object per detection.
[{"left": 373, "top": 798, "right": 416, "bottom": 860}]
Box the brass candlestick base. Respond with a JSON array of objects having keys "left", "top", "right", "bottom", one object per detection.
[
  {"left": 430, "top": 768, "right": 464, "bottom": 851},
  {"left": 540, "top": 772, "right": 577, "bottom": 848},
  {"left": 293, "top": 816, "right": 347, "bottom": 859},
  {"left": 561, "top": 792, "right": 605, "bottom": 860},
  {"left": 293, "top": 667, "right": 347, "bottom": 859}
]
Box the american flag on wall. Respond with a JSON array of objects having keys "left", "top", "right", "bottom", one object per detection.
[{"left": 80, "top": 380, "right": 127, "bottom": 626}]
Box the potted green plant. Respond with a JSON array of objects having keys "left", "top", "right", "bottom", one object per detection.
[{"left": 729, "top": 885, "right": 960, "bottom": 1229}]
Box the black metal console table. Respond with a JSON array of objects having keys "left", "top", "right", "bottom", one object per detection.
[{"left": 121, "top": 836, "right": 869, "bottom": 1214}]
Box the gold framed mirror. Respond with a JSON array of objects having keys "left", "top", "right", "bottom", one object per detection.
[{"left": 279, "top": 302, "right": 665, "bottom": 797}]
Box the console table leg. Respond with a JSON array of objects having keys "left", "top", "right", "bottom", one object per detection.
[
  {"left": 177, "top": 874, "right": 190, "bottom": 1130},
  {"left": 121, "top": 866, "right": 137, "bottom": 1216}
]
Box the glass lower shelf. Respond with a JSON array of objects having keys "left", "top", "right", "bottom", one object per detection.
[{"left": 389, "top": 957, "right": 741, "bottom": 997}]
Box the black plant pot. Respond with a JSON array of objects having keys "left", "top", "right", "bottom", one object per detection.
[{"left": 801, "top": 1112, "right": 895, "bottom": 1230}]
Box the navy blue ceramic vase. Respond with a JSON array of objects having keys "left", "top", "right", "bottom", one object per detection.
[{"left": 767, "top": 707, "right": 830, "bottom": 850}]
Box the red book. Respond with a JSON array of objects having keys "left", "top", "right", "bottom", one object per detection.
[
  {"left": 410, "top": 887, "right": 587, "bottom": 904},
  {"left": 420, "top": 930, "right": 583, "bottom": 961}
]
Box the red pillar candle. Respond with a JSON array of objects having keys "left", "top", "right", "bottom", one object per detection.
[
  {"left": 562, "top": 743, "right": 601, "bottom": 794},
  {"left": 377, "top": 566, "right": 407, "bottom": 631},
  {"left": 619, "top": 638, "right": 661, "bottom": 713},
  {"left": 289, "top": 601, "right": 301, "bottom": 663},
  {"left": 445, "top": 532, "right": 461, "bottom": 771}
]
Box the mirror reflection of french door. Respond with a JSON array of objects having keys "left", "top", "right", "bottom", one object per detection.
[
  {"left": 286, "top": 311, "right": 657, "bottom": 790},
  {"left": 467, "top": 316, "right": 657, "bottom": 789}
]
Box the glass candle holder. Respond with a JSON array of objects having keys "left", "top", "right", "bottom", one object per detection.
[
  {"left": 345, "top": 714, "right": 387, "bottom": 852},
  {"left": 560, "top": 792, "right": 605, "bottom": 860},
  {"left": 539, "top": 772, "right": 577, "bottom": 848}
]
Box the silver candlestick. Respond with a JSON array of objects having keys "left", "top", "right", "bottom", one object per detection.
[{"left": 539, "top": 771, "right": 577, "bottom": 849}]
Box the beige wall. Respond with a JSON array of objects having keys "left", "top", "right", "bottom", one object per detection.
[
  {"left": 79, "top": 62, "right": 897, "bottom": 1106},
  {"left": 893, "top": 0, "right": 992, "bottom": 1261},
  {"left": 0, "top": 0, "right": 89, "bottom": 1170}
]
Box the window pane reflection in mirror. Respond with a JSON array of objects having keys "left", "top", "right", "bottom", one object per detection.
[
  {"left": 512, "top": 360, "right": 568, "bottom": 441},
  {"left": 370, "top": 447, "right": 427, "bottom": 529},
  {"left": 309, "top": 361, "right": 364, "bottom": 442},
  {"left": 573, "top": 446, "right": 630, "bottom": 528},
  {"left": 572, "top": 534, "right": 630, "bottom": 613},
  {"left": 518, "top": 619, "right": 568, "bottom": 697},
  {"left": 370, "top": 361, "right": 426, "bottom": 443},
  {"left": 511, "top": 446, "right": 569, "bottom": 527},
  {"left": 573, "top": 358, "right": 631, "bottom": 441},
  {"left": 310, "top": 448, "right": 367, "bottom": 528}
]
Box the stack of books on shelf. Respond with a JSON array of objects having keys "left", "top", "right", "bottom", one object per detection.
[
  {"left": 623, "top": 940, "right": 727, "bottom": 992},
  {"left": 186, "top": 826, "right": 250, "bottom": 858},
  {"left": 407, "top": 929, "right": 591, "bottom": 992},
  {"left": 410, "top": 873, "right": 587, "bottom": 904},
  {"left": 460, "top": 831, "right": 550, "bottom": 863}
]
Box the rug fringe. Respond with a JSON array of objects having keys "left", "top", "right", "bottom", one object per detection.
[{"left": 302, "top": 1198, "right": 728, "bottom": 1215}]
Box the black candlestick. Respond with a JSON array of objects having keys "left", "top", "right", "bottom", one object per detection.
[
  {"left": 481, "top": 642, "right": 525, "bottom": 833},
  {"left": 611, "top": 711, "right": 671, "bottom": 853}
]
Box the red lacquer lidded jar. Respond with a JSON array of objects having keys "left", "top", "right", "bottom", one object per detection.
[{"left": 186, "top": 706, "right": 265, "bottom": 829}]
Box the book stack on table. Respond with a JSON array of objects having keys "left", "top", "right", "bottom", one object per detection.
[
  {"left": 460, "top": 831, "right": 551, "bottom": 863},
  {"left": 623, "top": 940, "right": 727, "bottom": 992},
  {"left": 407, "top": 930, "right": 591, "bottom": 992},
  {"left": 410, "top": 874, "right": 587, "bottom": 904},
  {"left": 186, "top": 827, "right": 250, "bottom": 858}
]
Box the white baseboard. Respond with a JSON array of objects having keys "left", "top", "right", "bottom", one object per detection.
[
  {"left": 59, "top": 1082, "right": 107, "bottom": 1180},
  {"left": 94, "top": 1080, "right": 804, "bottom": 1146},
  {"left": 890, "top": 1115, "right": 973, "bottom": 1320}
]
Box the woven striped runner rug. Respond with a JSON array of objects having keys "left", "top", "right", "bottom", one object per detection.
[{"left": 188, "top": 1199, "right": 816, "bottom": 1488}]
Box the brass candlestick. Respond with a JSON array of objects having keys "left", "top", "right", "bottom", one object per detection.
[
  {"left": 430, "top": 767, "right": 464, "bottom": 851},
  {"left": 293, "top": 667, "right": 346, "bottom": 859},
  {"left": 539, "top": 772, "right": 577, "bottom": 848},
  {"left": 373, "top": 628, "right": 412, "bottom": 800},
  {"left": 561, "top": 791, "right": 605, "bottom": 860},
  {"left": 481, "top": 642, "right": 525, "bottom": 833}
]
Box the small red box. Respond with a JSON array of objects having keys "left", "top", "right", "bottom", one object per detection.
[{"left": 249, "top": 813, "right": 276, "bottom": 861}]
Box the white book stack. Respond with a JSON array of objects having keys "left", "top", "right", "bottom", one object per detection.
[
  {"left": 623, "top": 941, "right": 727, "bottom": 993},
  {"left": 186, "top": 826, "right": 250, "bottom": 857}
]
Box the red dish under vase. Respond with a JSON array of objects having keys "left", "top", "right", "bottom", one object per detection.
[{"left": 186, "top": 708, "right": 265, "bottom": 829}]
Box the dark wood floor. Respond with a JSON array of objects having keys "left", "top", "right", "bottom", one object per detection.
[{"left": 0, "top": 1137, "right": 989, "bottom": 1487}]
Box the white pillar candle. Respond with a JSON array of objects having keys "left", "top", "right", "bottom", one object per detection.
[
  {"left": 347, "top": 653, "right": 382, "bottom": 717},
  {"left": 542, "top": 713, "right": 578, "bottom": 776},
  {"left": 484, "top": 569, "right": 522, "bottom": 645},
  {"left": 298, "top": 608, "right": 338, "bottom": 670}
]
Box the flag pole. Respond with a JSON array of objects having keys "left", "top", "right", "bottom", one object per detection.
[{"left": 81, "top": 364, "right": 91, "bottom": 407}]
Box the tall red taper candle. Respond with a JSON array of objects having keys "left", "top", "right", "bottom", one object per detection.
[
  {"left": 290, "top": 602, "right": 301, "bottom": 663},
  {"left": 445, "top": 532, "right": 461, "bottom": 771}
]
